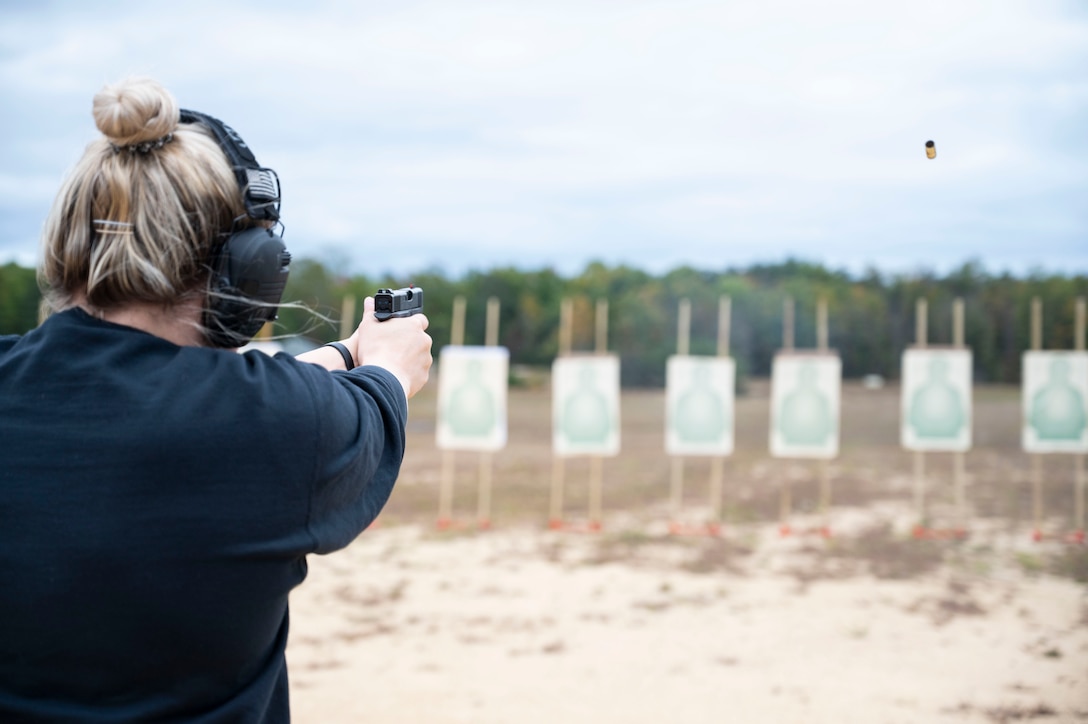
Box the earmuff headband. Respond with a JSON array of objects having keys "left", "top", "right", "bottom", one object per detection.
[{"left": 179, "top": 109, "right": 281, "bottom": 222}]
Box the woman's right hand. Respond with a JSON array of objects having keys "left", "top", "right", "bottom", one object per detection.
[{"left": 350, "top": 296, "right": 433, "bottom": 399}]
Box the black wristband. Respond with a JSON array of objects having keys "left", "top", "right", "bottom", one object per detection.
[{"left": 323, "top": 341, "right": 355, "bottom": 370}]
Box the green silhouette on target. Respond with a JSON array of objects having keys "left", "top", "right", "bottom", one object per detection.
[
  {"left": 1029, "top": 357, "right": 1086, "bottom": 441},
  {"left": 445, "top": 359, "right": 496, "bottom": 438},
  {"left": 777, "top": 363, "right": 832, "bottom": 445},
  {"left": 908, "top": 356, "right": 964, "bottom": 439},
  {"left": 674, "top": 362, "right": 728, "bottom": 443},
  {"left": 561, "top": 363, "right": 612, "bottom": 444}
]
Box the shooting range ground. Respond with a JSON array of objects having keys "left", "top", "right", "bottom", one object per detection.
[
  {"left": 386, "top": 378, "right": 1075, "bottom": 537},
  {"left": 288, "top": 378, "right": 1088, "bottom": 724}
]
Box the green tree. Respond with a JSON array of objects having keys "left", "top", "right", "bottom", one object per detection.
[{"left": 0, "top": 263, "right": 41, "bottom": 334}]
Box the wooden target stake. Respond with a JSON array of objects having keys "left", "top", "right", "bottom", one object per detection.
[
  {"left": 817, "top": 297, "right": 831, "bottom": 533},
  {"left": 952, "top": 298, "right": 967, "bottom": 533},
  {"left": 474, "top": 297, "right": 501, "bottom": 528},
  {"left": 709, "top": 295, "right": 731, "bottom": 529},
  {"left": 340, "top": 295, "right": 357, "bottom": 339},
  {"left": 1031, "top": 297, "right": 1043, "bottom": 538},
  {"left": 1030, "top": 297, "right": 1088, "bottom": 543},
  {"left": 669, "top": 296, "right": 732, "bottom": 536},
  {"left": 1076, "top": 298, "right": 1086, "bottom": 538},
  {"left": 911, "top": 297, "right": 968, "bottom": 539},
  {"left": 549, "top": 298, "right": 573, "bottom": 529},
  {"left": 913, "top": 297, "right": 928, "bottom": 526},
  {"left": 438, "top": 296, "right": 501, "bottom": 530},
  {"left": 777, "top": 296, "right": 833, "bottom": 537},
  {"left": 779, "top": 296, "right": 795, "bottom": 532},
  {"left": 549, "top": 298, "right": 608, "bottom": 531},
  {"left": 437, "top": 296, "right": 467, "bottom": 528},
  {"left": 669, "top": 299, "right": 692, "bottom": 527},
  {"left": 588, "top": 299, "right": 609, "bottom": 530}
]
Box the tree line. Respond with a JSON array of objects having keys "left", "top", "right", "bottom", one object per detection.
[{"left": 2, "top": 258, "right": 1085, "bottom": 387}]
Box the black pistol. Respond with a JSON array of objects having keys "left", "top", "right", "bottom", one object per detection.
[{"left": 374, "top": 286, "right": 424, "bottom": 321}]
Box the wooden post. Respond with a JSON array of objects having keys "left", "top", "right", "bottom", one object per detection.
[
  {"left": 559, "top": 298, "right": 573, "bottom": 357},
  {"left": 590, "top": 299, "right": 608, "bottom": 530},
  {"left": 549, "top": 455, "right": 565, "bottom": 529},
  {"left": 817, "top": 298, "right": 831, "bottom": 529},
  {"left": 476, "top": 297, "right": 500, "bottom": 529},
  {"left": 779, "top": 296, "right": 795, "bottom": 531},
  {"left": 439, "top": 297, "right": 468, "bottom": 528},
  {"left": 779, "top": 475, "right": 792, "bottom": 535},
  {"left": 672, "top": 299, "right": 691, "bottom": 527},
  {"left": 439, "top": 452, "right": 455, "bottom": 527},
  {"left": 783, "top": 296, "right": 795, "bottom": 351},
  {"left": 339, "top": 295, "right": 357, "bottom": 339},
  {"left": 1031, "top": 297, "right": 1043, "bottom": 537},
  {"left": 669, "top": 457, "right": 684, "bottom": 525},
  {"left": 1077, "top": 298, "right": 1086, "bottom": 535},
  {"left": 953, "top": 297, "right": 966, "bottom": 532},
  {"left": 817, "top": 463, "right": 830, "bottom": 534},
  {"left": 1076, "top": 456, "right": 1085, "bottom": 537},
  {"left": 677, "top": 299, "right": 691, "bottom": 357},
  {"left": 1032, "top": 455, "right": 1044, "bottom": 538},
  {"left": 477, "top": 452, "right": 493, "bottom": 529},
  {"left": 914, "top": 297, "right": 928, "bottom": 526},
  {"left": 710, "top": 295, "right": 731, "bottom": 527},
  {"left": 451, "top": 296, "right": 467, "bottom": 346},
  {"left": 589, "top": 456, "right": 603, "bottom": 529},
  {"left": 916, "top": 298, "right": 928, "bottom": 352},
  {"left": 709, "top": 458, "right": 724, "bottom": 529},
  {"left": 1031, "top": 297, "right": 1042, "bottom": 352},
  {"left": 595, "top": 299, "right": 609, "bottom": 355},
  {"left": 550, "top": 298, "right": 574, "bottom": 528},
  {"left": 952, "top": 298, "right": 965, "bottom": 348},
  {"left": 718, "top": 296, "right": 732, "bottom": 358},
  {"left": 816, "top": 297, "right": 829, "bottom": 352},
  {"left": 485, "top": 296, "right": 500, "bottom": 347},
  {"left": 913, "top": 451, "right": 926, "bottom": 525},
  {"left": 1076, "top": 297, "right": 1086, "bottom": 352}
]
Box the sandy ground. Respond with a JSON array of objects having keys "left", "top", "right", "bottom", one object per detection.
[{"left": 286, "top": 504, "right": 1088, "bottom": 724}]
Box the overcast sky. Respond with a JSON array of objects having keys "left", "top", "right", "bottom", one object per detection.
[{"left": 1, "top": 0, "right": 1085, "bottom": 279}]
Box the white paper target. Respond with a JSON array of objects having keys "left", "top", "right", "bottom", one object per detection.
[
  {"left": 770, "top": 353, "right": 841, "bottom": 459},
  {"left": 436, "top": 346, "right": 509, "bottom": 451},
  {"left": 552, "top": 355, "right": 621, "bottom": 457},
  {"left": 665, "top": 355, "right": 735, "bottom": 456},
  {"left": 901, "top": 348, "right": 972, "bottom": 452},
  {"left": 1022, "top": 351, "right": 1088, "bottom": 453}
]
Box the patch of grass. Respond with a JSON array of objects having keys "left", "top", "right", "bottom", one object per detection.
[
  {"left": 1049, "top": 548, "right": 1088, "bottom": 584},
  {"left": 826, "top": 523, "right": 947, "bottom": 580},
  {"left": 1015, "top": 552, "right": 1047, "bottom": 576},
  {"left": 982, "top": 702, "right": 1057, "bottom": 722},
  {"left": 905, "top": 578, "right": 987, "bottom": 626}
]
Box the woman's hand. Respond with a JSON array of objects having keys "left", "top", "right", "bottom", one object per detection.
[{"left": 350, "top": 296, "right": 432, "bottom": 399}]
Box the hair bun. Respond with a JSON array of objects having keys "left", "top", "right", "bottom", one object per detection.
[{"left": 93, "top": 77, "right": 179, "bottom": 148}]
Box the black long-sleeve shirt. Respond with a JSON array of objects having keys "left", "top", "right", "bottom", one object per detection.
[{"left": 0, "top": 307, "right": 407, "bottom": 722}]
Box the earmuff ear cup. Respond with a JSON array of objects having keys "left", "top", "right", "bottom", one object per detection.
[
  {"left": 179, "top": 108, "right": 291, "bottom": 347},
  {"left": 204, "top": 227, "right": 291, "bottom": 348}
]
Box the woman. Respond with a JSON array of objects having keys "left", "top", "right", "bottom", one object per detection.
[{"left": 0, "top": 77, "right": 432, "bottom": 722}]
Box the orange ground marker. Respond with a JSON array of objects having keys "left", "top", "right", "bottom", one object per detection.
[
  {"left": 547, "top": 518, "right": 603, "bottom": 533},
  {"left": 668, "top": 521, "right": 723, "bottom": 537},
  {"left": 912, "top": 525, "right": 968, "bottom": 541},
  {"left": 1031, "top": 529, "right": 1085, "bottom": 545}
]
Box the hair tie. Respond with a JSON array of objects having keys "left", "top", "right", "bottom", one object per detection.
[
  {"left": 109, "top": 133, "right": 174, "bottom": 155},
  {"left": 323, "top": 342, "right": 356, "bottom": 370}
]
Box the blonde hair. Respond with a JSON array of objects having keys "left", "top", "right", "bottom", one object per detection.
[{"left": 38, "top": 76, "right": 248, "bottom": 316}]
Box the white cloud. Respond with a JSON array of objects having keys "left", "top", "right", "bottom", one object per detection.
[{"left": 0, "top": 0, "right": 1085, "bottom": 276}]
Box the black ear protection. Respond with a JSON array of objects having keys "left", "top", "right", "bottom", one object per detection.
[{"left": 179, "top": 109, "right": 291, "bottom": 348}]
